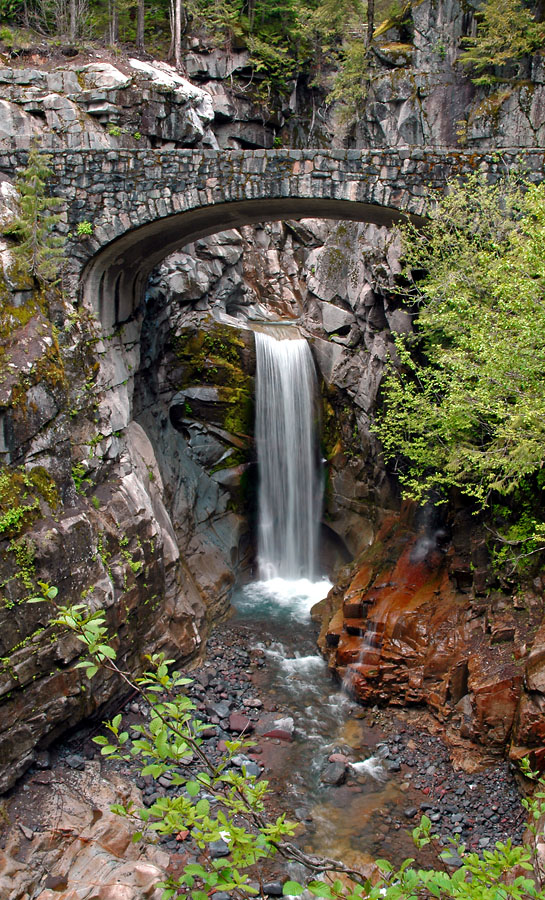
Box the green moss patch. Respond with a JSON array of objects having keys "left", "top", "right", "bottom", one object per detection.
[{"left": 0, "top": 467, "right": 59, "bottom": 540}]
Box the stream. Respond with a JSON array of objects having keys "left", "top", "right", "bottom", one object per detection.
[
  {"left": 4, "top": 577, "right": 527, "bottom": 899},
  {"left": 231, "top": 577, "right": 415, "bottom": 870},
  {"left": 226, "top": 583, "right": 438, "bottom": 872},
  {"left": 229, "top": 578, "right": 526, "bottom": 874}
]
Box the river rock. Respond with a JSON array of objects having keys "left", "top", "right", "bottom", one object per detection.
[
  {"left": 260, "top": 714, "right": 295, "bottom": 742},
  {"left": 209, "top": 839, "right": 231, "bottom": 858},
  {"left": 320, "top": 761, "right": 347, "bottom": 786},
  {"left": 228, "top": 712, "right": 254, "bottom": 734}
]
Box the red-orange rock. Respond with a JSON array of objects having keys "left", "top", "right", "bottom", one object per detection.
[{"left": 319, "top": 506, "right": 545, "bottom": 760}]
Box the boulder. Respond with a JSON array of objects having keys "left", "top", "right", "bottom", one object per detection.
[
  {"left": 319, "top": 301, "right": 355, "bottom": 335},
  {"left": 77, "top": 62, "right": 132, "bottom": 90},
  {"left": 320, "top": 761, "right": 347, "bottom": 786}
]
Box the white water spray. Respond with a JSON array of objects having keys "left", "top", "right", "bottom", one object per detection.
[{"left": 254, "top": 331, "right": 322, "bottom": 581}]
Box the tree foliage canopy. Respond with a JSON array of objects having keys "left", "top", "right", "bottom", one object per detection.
[
  {"left": 459, "top": 0, "right": 544, "bottom": 85},
  {"left": 374, "top": 174, "right": 545, "bottom": 571}
]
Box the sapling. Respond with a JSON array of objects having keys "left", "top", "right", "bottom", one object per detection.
[{"left": 28, "top": 585, "right": 545, "bottom": 900}]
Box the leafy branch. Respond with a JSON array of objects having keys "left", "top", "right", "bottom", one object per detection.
[{"left": 28, "top": 586, "right": 545, "bottom": 900}]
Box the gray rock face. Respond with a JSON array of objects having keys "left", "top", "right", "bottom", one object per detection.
[
  {"left": 347, "top": 0, "right": 545, "bottom": 150},
  {"left": 319, "top": 301, "right": 355, "bottom": 335},
  {"left": 0, "top": 99, "right": 41, "bottom": 142},
  {"left": 0, "top": 58, "right": 215, "bottom": 151}
]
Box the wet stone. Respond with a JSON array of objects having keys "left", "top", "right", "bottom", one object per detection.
[{"left": 320, "top": 761, "right": 347, "bottom": 786}]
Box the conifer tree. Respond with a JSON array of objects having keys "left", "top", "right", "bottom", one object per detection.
[
  {"left": 8, "top": 145, "right": 65, "bottom": 285},
  {"left": 459, "top": 0, "right": 544, "bottom": 84}
]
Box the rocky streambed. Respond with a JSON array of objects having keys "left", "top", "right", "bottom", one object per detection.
[{"left": 0, "top": 584, "right": 531, "bottom": 900}]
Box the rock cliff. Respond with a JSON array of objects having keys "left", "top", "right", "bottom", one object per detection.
[{"left": 0, "top": 0, "right": 544, "bottom": 796}]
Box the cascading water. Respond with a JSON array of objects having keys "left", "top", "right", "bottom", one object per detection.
[
  {"left": 254, "top": 330, "right": 322, "bottom": 581},
  {"left": 231, "top": 328, "right": 397, "bottom": 869}
]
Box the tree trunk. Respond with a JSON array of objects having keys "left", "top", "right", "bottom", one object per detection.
[
  {"left": 69, "top": 0, "right": 77, "bottom": 41},
  {"left": 136, "top": 0, "right": 145, "bottom": 50},
  {"left": 247, "top": 0, "right": 255, "bottom": 29},
  {"left": 109, "top": 0, "right": 119, "bottom": 44},
  {"left": 168, "top": 0, "right": 175, "bottom": 58},
  {"left": 174, "top": 0, "right": 182, "bottom": 68},
  {"left": 366, "top": 0, "right": 374, "bottom": 45}
]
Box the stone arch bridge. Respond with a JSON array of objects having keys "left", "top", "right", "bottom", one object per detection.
[{"left": 2, "top": 146, "right": 543, "bottom": 327}]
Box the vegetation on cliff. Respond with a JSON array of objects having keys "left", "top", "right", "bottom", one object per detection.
[
  {"left": 2, "top": 0, "right": 542, "bottom": 113},
  {"left": 374, "top": 174, "right": 545, "bottom": 577},
  {"left": 459, "top": 0, "right": 545, "bottom": 86},
  {"left": 5, "top": 144, "right": 65, "bottom": 285}
]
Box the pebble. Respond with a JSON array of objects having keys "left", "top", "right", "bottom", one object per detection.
[
  {"left": 209, "top": 839, "right": 230, "bottom": 858},
  {"left": 228, "top": 712, "right": 254, "bottom": 734},
  {"left": 380, "top": 722, "right": 525, "bottom": 850}
]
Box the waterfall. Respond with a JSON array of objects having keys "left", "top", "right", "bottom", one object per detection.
[{"left": 254, "top": 330, "right": 322, "bottom": 581}]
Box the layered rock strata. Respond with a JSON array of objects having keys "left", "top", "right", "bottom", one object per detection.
[{"left": 316, "top": 505, "right": 545, "bottom": 768}]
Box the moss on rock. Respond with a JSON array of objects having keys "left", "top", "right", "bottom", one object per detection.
[{"left": 0, "top": 466, "right": 59, "bottom": 540}]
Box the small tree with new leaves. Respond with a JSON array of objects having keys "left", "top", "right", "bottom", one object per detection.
[
  {"left": 27, "top": 586, "right": 545, "bottom": 900},
  {"left": 7, "top": 144, "right": 65, "bottom": 286},
  {"left": 373, "top": 174, "right": 545, "bottom": 576}
]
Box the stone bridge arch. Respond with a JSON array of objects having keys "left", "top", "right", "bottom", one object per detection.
[
  {"left": 22, "top": 145, "right": 538, "bottom": 330},
  {"left": 83, "top": 195, "right": 421, "bottom": 331}
]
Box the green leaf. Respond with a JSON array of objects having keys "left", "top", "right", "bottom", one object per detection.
[
  {"left": 184, "top": 864, "right": 206, "bottom": 876},
  {"left": 283, "top": 882, "right": 304, "bottom": 896},
  {"left": 375, "top": 859, "right": 394, "bottom": 873},
  {"left": 195, "top": 798, "right": 210, "bottom": 817},
  {"left": 308, "top": 881, "right": 334, "bottom": 897}
]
